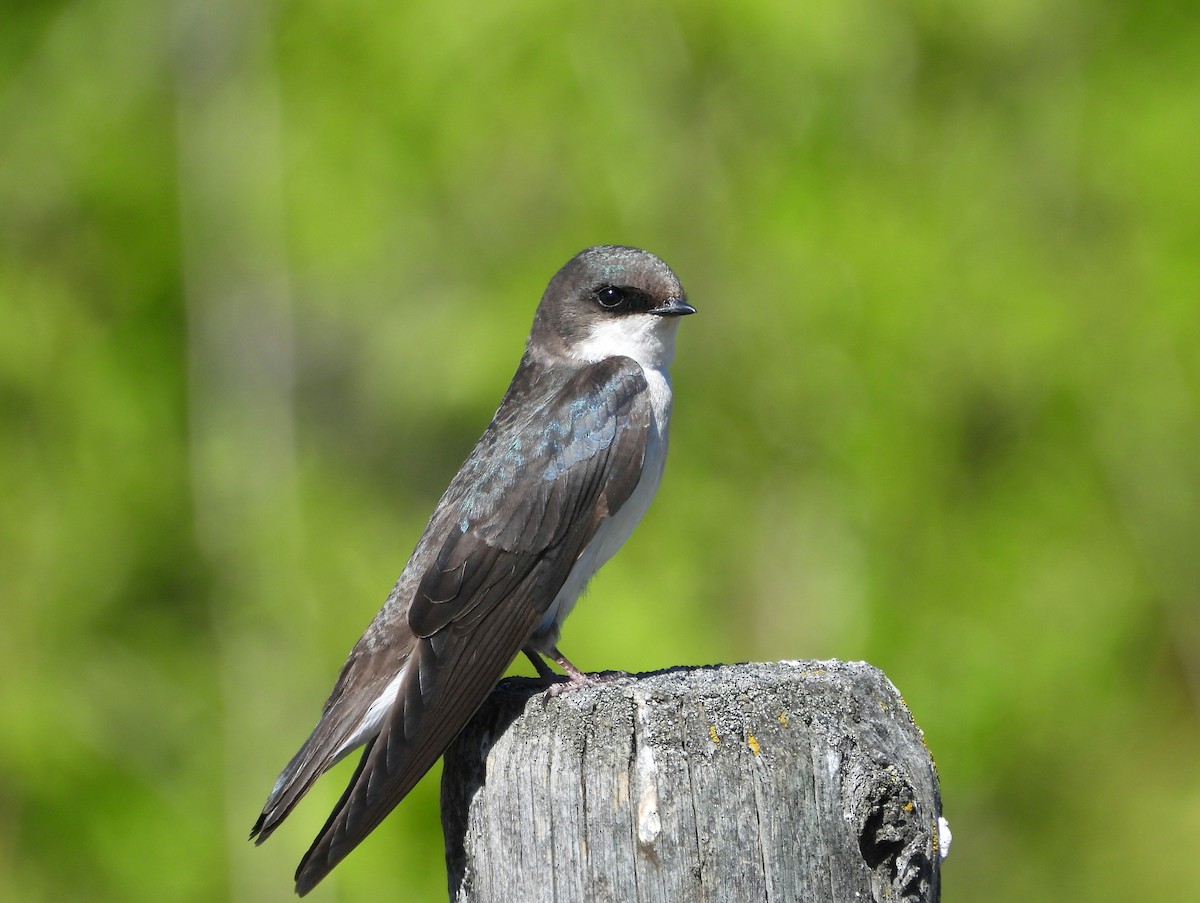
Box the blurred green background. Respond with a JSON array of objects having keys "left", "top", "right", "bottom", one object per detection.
[{"left": 3, "top": 0, "right": 1197, "bottom": 900}]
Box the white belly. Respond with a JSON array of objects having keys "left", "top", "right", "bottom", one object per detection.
[{"left": 530, "top": 365, "right": 673, "bottom": 652}]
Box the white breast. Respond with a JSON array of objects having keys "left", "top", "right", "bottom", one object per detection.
[{"left": 529, "top": 356, "right": 675, "bottom": 654}]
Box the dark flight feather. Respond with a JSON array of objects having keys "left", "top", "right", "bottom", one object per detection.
[{"left": 253, "top": 355, "right": 652, "bottom": 894}]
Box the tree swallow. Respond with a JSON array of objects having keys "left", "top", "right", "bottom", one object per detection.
[{"left": 251, "top": 245, "right": 694, "bottom": 894}]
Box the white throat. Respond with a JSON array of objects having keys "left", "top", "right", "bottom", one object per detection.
[{"left": 572, "top": 314, "right": 681, "bottom": 372}]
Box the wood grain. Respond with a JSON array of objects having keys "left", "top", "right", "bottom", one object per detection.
[{"left": 442, "top": 660, "right": 945, "bottom": 903}]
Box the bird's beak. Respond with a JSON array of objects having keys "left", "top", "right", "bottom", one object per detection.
[{"left": 648, "top": 297, "right": 696, "bottom": 317}]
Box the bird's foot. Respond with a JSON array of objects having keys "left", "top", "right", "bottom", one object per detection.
[
  {"left": 542, "top": 668, "right": 629, "bottom": 700},
  {"left": 523, "top": 645, "right": 627, "bottom": 702}
]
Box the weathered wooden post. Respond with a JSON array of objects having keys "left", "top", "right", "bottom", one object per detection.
[{"left": 442, "top": 660, "right": 947, "bottom": 902}]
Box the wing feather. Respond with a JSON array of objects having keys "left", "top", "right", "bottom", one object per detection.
[{"left": 254, "top": 356, "right": 653, "bottom": 894}]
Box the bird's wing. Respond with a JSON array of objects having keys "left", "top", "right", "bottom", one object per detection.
[{"left": 275, "top": 356, "right": 651, "bottom": 895}]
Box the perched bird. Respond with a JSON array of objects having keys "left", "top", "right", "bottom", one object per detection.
[{"left": 251, "top": 245, "right": 694, "bottom": 894}]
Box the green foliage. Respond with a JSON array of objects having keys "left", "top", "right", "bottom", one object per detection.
[{"left": 2, "top": 1, "right": 1197, "bottom": 900}]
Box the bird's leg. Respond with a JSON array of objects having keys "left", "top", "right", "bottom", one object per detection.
[
  {"left": 549, "top": 643, "right": 633, "bottom": 682},
  {"left": 525, "top": 645, "right": 629, "bottom": 701},
  {"left": 522, "top": 647, "right": 559, "bottom": 682},
  {"left": 527, "top": 645, "right": 629, "bottom": 701},
  {"left": 548, "top": 646, "right": 595, "bottom": 686}
]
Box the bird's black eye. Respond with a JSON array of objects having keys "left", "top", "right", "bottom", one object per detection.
[{"left": 595, "top": 285, "right": 625, "bottom": 309}]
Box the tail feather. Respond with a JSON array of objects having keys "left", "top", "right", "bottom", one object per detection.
[
  {"left": 251, "top": 679, "right": 392, "bottom": 843},
  {"left": 251, "top": 739, "right": 335, "bottom": 844},
  {"left": 292, "top": 599, "right": 540, "bottom": 896}
]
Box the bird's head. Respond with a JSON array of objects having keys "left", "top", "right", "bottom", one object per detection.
[{"left": 529, "top": 245, "right": 694, "bottom": 370}]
